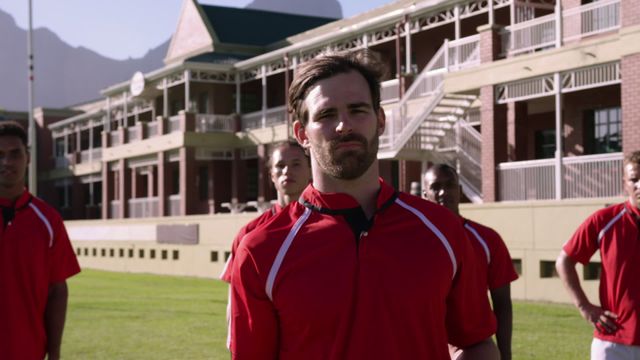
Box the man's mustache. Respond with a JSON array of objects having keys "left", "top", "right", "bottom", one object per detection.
[{"left": 330, "top": 134, "right": 368, "bottom": 148}]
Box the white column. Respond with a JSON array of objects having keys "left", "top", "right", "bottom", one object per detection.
[
  {"left": 489, "top": 0, "right": 494, "bottom": 25},
  {"left": 122, "top": 92, "right": 128, "bottom": 128},
  {"left": 510, "top": 0, "right": 516, "bottom": 26},
  {"left": 554, "top": 72, "right": 563, "bottom": 200},
  {"left": 235, "top": 76, "right": 241, "bottom": 114},
  {"left": 454, "top": 5, "right": 461, "bottom": 40},
  {"left": 184, "top": 69, "right": 190, "bottom": 112},
  {"left": 261, "top": 65, "right": 267, "bottom": 129},
  {"left": 363, "top": 33, "right": 369, "bottom": 49},
  {"left": 404, "top": 21, "right": 412, "bottom": 74},
  {"left": 89, "top": 124, "right": 94, "bottom": 163},
  {"left": 163, "top": 77, "right": 169, "bottom": 118},
  {"left": 555, "top": 0, "right": 562, "bottom": 48},
  {"left": 292, "top": 55, "right": 299, "bottom": 77},
  {"left": 106, "top": 97, "right": 111, "bottom": 131}
]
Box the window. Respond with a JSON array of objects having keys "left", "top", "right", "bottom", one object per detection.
[
  {"left": 584, "top": 107, "right": 622, "bottom": 154},
  {"left": 535, "top": 130, "right": 556, "bottom": 159},
  {"left": 539, "top": 260, "right": 559, "bottom": 278},
  {"left": 512, "top": 259, "right": 523, "bottom": 275},
  {"left": 583, "top": 262, "right": 601, "bottom": 280}
]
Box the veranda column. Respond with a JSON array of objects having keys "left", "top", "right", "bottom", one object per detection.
[
  {"left": 118, "top": 158, "right": 130, "bottom": 218},
  {"left": 621, "top": 0, "right": 640, "bottom": 156},
  {"left": 157, "top": 152, "right": 168, "bottom": 217},
  {"left": 101, "top": 132, "right": 111, "bottom": 219},
  {"left": 261, "top": 65, "right": 267, "bottom": 128},
  {"left": 554, "top": 72, "right": 563, "bottom": 200},
  {"left": 179, "top": 147, "right": 196, "bottom": 215}
]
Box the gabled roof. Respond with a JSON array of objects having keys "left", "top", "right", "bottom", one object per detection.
[{"left": 200, "top": 5, "right": 338, "bottom": 47}]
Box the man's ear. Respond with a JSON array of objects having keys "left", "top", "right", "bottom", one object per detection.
[
  {"left": 376, "top": 107, "right": 386, "bottom": 136},
  {"left": 293, "top": 120, "right": 310, "bottom": 149}
]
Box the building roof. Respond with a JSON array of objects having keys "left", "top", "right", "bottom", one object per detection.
[
  {"left": 186, "top": 51, "right": 251, "bottom": 64},
  {"left": 201, "top": 5, "right": 338, "bottom": 47}
]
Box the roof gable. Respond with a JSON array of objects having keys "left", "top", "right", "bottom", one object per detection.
[
  {"left": 200, "top": 5, "right": 337, "bottom": 47},
  {"left": 165, "top": 0, "right": 216, "bottom": 65}
]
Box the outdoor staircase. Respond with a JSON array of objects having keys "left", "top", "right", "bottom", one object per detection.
[{"left": 377, "top": 36, "right": 484, "bottom": 202}]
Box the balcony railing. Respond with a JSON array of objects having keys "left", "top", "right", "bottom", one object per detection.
[
  {"left": 79, "top": 148, "right": 102, "bottom": 163},
  {"left": 502, "top": 0, "right": 620, "bottom": 56},
  {"left": 110, "top": 131, "right": 120, "bottom": 146},
  {"left": 447, "top": 35, "right": 480, "bottom": 71},
  {"left": 110, "top": 200, "right": 120, "bottom": 218},
  {"left": 563, "top": 0, "right": 620, "bottom": 42},
  {"left": 195, "top": 113, "right": 235, "bottom": 133},
  {"left": 241, "top": 106, "right": 287, "bottom": 131},
  {"left": 380, "top": 79, "right": 400, "bottom": 104},
  {"left": 146, "top": 121, "right": 159, "bottom": 137},
  {"left": 128, "top": 197, "right": 159, "bottom": 218},
  {"left": 169, "top": 194, "right": 181, "bottom": 216},
  {"left": 168, "top": 115, "right": 181, "bottom": 133},
  {"left": 498, "top": 152, "right": 623, "bottom": 201},
  {"left": 127, "top": 126, "right": 139, "bottom": 141}
]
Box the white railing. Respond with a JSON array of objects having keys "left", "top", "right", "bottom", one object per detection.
[
  {"left": 448, "top": 35, "right": 480, "bottom": 71},
  {"left": 110, "top": 131, "right": 120, "bottom": 146},
  {"left": 502, "top": 13, "right": 556, "bottom": 56},
  {"left": 146, "top": 121, "right": 159, "bottom": 138},
  {"left": 241, "top": 106, "right": 287, "bottom": 131},
  {"left": 168, "top": 115, "right": 181, "bottom": 133},
  {"left": 110, "top": 200, "right": 120, "bottom": 218},
  {"left": 457, "top": 121, "right": 482, "bottom": 196},
  {"left": 128, "top": 197, "right": 159, "bottom": 218},
  {"left": 54, "top": 155, "right": 70, "bottom": 168},
  {"left": 380, "top": 41, "right": 448, "bottom": 153},
  {"left": 169, "top": 194, "right": 181, "bottom": 216},
  {"left": 502, "top": 0, "right": 620, "bottom": 56},
  {"left": 498, "top": 152, "right": 623, "bottom": 201},
  {"left": 195, "top": 113, "right": 235, "bottom": 133},
  {"left": 563, "top": 0, "right": 620, "bottom": 42},
  {"left": 91, "top": 148, "right": 102, "bottom": 161},
  {"left": 380, "top": 79, "right": 400, "bottom": 104},
  {"left": 127, "top": 126, "right": 139, "bottom": 142}
]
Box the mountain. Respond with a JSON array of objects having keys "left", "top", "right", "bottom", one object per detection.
[
  {"left": 246, "top": 0, "right": 342, "bottom": 18},
  {"left": 0, "top": 8, "right": 168, "bottom": 111}
]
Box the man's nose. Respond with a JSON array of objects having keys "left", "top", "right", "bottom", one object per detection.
[{"left": 336, "top": 113, "right": 353, "bottom": 134}]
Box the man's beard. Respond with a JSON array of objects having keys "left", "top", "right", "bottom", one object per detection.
[{"left": 311, "top": 132, "right": 378, "bottom": 180}]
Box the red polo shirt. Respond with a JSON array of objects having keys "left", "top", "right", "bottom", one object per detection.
[
  {"left": 463, "top": 219, "right": 519, "bottom": 290},
  {"left": 220, "top": 205, "right": 282, "bottom": 283},
  {"left": 230, "top": 180, "right": 496, "bottom": 359},
  {"left": 0, "top": 190, "right": 81, "bottom": 360},
  {"left": 564, "top": 201, "right": 640, "bottom": 346}
]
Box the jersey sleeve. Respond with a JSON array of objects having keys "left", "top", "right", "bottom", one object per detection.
[
  {"left": 563, "top": 212, "right": 601, "bottom": 265},
  {"left": 49, "top": 216, "right": 81, "bottom": 283},
  {"left": 229, "top": 243, "right": 278, "bottom": 359},
  {"left": 486, "top": 229, "right": 519, "bottom": 290},
  {"left": 220, "top": 225, "right": 249, "bottom": 283},
  {"left": 445, "top": 221, "right": 497, "bottom": 347}
]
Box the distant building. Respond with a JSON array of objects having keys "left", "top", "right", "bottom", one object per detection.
[{"left": 40, "top": 0, "right": 638, "bottom": 220}]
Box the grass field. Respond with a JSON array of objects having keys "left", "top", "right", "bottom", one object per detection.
[{"left": 63, "top": 269, "right": 593, "bottom": 359}]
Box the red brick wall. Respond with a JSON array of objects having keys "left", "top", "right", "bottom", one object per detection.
[
  {"left": 478, "top": 25, "right": 501, "bottom": 63},
  {"left": 622, "top": 54, "right": 640, "bottom": 155},
  {"left": 622, "top": 0, "right": 640, "bottom": 27},
  {"left": 480, "top": 85, "right": 508, "bottom": 202}
]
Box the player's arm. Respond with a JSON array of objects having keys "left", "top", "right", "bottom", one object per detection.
[
  {"left": 490, "top": 284, "right": 512, "bottom": 360},
  {"left": 45, "top": 281, "right": 69, "bottom": 360},
  {"left": 555, "top": 250, "right": 617, "bottom": 333},
  {"left": 230, "top": 246, "right": 278, "bottom": 359}
]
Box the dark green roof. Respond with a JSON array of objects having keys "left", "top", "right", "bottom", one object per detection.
[
  {"left": 201, "top": 5, "right": 337, "bottom": 47},
  {"left": 186, "top": 52, "right": 251, "bottom": 64}
]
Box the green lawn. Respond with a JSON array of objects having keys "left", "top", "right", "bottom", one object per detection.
[{"left": 64, "top": 270, "right": 593, "bottom": 359}]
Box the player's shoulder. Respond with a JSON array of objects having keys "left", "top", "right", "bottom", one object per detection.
[
  {"left": 396, "top": 192, "right": 460, "bottom": 223},
  {"left": 239, "top": 202, "right": 307, "bottom": 254},
  {"left": 586, "top": 202, "right": 627, "bottom": 225},
  {"left": 465, "top": 219, "right": 500, "bottom": 239},
  {"left": 29, "top": 196, "right": 64, "bottom": 223}
]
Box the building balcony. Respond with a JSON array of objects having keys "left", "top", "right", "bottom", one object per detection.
[{"left": 498, "top": 152, "right": 623, "bottom": 201}]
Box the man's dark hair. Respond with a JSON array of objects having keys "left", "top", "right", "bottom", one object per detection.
[
  {"left": 425, "top": 163, "right": 459, "bottom": 183},
  {"left": 0, "top": 120, "right": 28, "bottom": 147},
  {"left": 288, "top": 50, "right": 387, "bottom": 126},
  {"left": 267, "top": 140, "right": 309, "bottom": 168},
  {"left": 624, "top": 151, "right": 640, "bottom": 167}
]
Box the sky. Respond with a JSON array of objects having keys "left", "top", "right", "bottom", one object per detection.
[{"left": 0, "top": 0, "right": 393, "bottom": 60}]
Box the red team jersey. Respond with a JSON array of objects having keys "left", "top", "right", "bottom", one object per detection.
[
  {"left": 463, "top": 219, "right": 519, "bottom": 290},
  {"left": 220, "top": 205, "right": 282, "bottom": 283},
  {"left": 0, "top": 190, "right": 81, "bottom": 360},
  {"left": 563, "top": 201, "right": 640, "bottom": 346},
  {"left": 230, "top": 179, "right": 496, "bottom": 359}
]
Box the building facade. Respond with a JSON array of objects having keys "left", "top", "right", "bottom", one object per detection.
[{"left": 26, "top": 0, "right": 639, "bottom": 301}]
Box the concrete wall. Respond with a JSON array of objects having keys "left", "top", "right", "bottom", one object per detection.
[{"left": 69, "top": 197, "right": 624, "bottom": 304}]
